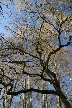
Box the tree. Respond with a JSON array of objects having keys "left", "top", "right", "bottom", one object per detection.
[{"left": 0, "top": 0, "right": 72, "bottom": 108}]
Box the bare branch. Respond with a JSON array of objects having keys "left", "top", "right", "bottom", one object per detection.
[{"left": 7, "top": 88, "right": 59, "bottom": 96}]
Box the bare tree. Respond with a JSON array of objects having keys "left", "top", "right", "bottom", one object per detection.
[{"left": 0, "top": 0, "right": 72, "bottom": 108}]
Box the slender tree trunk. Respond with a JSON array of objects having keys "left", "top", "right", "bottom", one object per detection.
[
  {"left": 23, "top": 78, "right": 27, "bottom": 108},
  {"left": 9, "top": 95, "right": 13, "bottom": 108},
  {"left": 57, "top": 96, "right": 61, "bottom": 108}
]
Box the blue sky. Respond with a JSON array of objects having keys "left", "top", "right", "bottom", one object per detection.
[{"left": 0, "top": 1, "right": 17, "bottom": 37}]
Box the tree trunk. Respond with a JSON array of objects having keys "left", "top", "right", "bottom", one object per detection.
[{"left": 59, "top": 92, "right": 72, "bottom": 108}]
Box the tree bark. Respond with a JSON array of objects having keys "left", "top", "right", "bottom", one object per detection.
[{"left": 59, "top": 91, "right": 72, "bottom": 108}]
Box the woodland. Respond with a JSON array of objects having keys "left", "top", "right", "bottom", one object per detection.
[{"left": 0, "top": 0, "right": 72, "bottom": 108}]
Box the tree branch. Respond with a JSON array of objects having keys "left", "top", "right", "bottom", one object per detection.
[{"left": 7, "top": 88, "right": 59, "bottom": 96}]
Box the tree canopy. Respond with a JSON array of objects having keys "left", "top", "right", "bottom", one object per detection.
[{"left": 0, "top": 0, "right": 72, "bottom": 108}]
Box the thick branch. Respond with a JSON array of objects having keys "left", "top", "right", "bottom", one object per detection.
[
  {"left": 7, "top": 88, "right": 59, "bottom": 96},
  {"left": 47, "top": 38, "right": 72, "bottom": 66},
  {"left": 2, "top": 60, "right": 33, "bottom": 64}
]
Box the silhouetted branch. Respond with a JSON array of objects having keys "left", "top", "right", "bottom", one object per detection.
[
  {"left": 7, "top": 88, "right": 59, "bottom": 96},
  {"left": 2, "top": 60, "right": 33, "bottom": 64}
]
